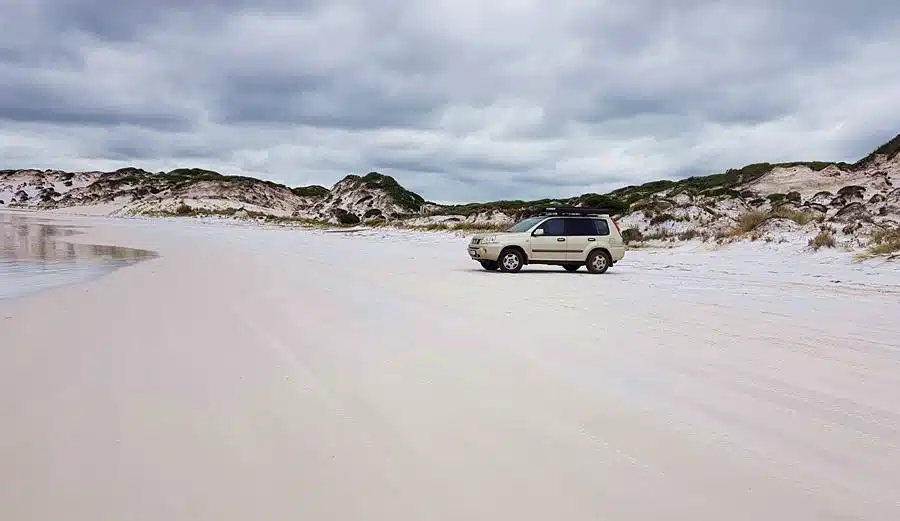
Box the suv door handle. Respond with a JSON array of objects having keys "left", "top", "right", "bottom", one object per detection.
[
  {"left": 587, "top": 238, "right": 596, "bottom": 241},
  {"left": 557, "top": 237, "right": 566, "bottom": 242}
]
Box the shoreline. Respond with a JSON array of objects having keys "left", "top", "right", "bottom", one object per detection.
[{"left": 0, "top": 211, "right": 157, "bottom": 303}]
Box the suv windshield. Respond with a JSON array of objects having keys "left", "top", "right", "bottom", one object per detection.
[{"left": 505, "top": 216, "right": 544, "bottom": 233}]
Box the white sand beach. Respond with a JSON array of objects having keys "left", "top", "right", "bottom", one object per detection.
[{"left": 1, "top": 212, "right": 899, "bottom": 520}]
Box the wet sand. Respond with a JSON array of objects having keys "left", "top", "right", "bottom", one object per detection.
[{"left": 0, "top": 211, "right": 154, "bottom": 300}]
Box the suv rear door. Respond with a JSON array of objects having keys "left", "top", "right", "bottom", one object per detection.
[{"left": 564, "top": 217, "right": 611, "bottom": 262}]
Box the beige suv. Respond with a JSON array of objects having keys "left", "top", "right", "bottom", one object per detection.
[{"left": 467, "top": 207, "right": 626, "bottom": 274}]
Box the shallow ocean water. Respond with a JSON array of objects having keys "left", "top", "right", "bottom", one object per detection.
[{"left": 0, "top": 211, "right": 155, "bottom": 301}]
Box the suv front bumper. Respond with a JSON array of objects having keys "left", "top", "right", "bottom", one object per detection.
[{"left": 468, "top": 244, "right": 502, "bottom": 261}]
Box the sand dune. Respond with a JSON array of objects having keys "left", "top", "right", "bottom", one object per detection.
[{"left": 1, "top": 214, "right": 899, "bottom": 520}]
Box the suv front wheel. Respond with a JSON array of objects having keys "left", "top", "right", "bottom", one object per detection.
[
  {"left": 498, "top": 248, "right": 524, "bottom": 273},
  {"left": 480, "top": 260, "right": 499, "bottom": 271},
  {"left": 586, "top": 250, "right": 612, "bottom": 274}
]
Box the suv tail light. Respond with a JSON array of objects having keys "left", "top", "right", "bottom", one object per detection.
[{"left": 610, "top": 216, "right": 621, "bottom": 234}]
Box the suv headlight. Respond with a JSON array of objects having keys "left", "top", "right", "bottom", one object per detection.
[{"left": 480, "top": 235, "right": 498, "bottom": 244}]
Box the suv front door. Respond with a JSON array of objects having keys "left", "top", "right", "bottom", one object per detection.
[
  {"left": 529, "top": 217, "right": 567, "bottom": 262},
  {"left": 564, "top": 217, "right": 610, "bottom": 263}
]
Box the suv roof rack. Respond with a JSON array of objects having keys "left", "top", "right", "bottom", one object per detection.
[{"left": 538, "top": 206, "right": 612, "bottom": 216}]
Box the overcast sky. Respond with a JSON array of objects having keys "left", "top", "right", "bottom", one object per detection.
[{"left": 2, "top": 0, "right": 899, "bottom": 202}]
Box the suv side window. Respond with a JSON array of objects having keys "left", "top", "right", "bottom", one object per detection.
[
  {"left": 535, "top": 218, "right": 565, "bottom": 236},
  {"left": 563, "top": 218, "right": 610, "bottom": 236},
  {"left": 565, "top": 218, "right": 598, "bottom": 236},
  {"left": 593, "top": 218, "right": 610, "bottom": 236}
]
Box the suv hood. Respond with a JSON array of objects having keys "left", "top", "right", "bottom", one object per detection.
[
  {"left": 469, "top": 231, "right": 508, "bottom": 242},
  {"left": 470, "top": 231, "right": 531, "bottom": 244}
]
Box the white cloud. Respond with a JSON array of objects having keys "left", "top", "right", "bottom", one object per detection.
[{"left": 1, "top": 0, "right": 899, "bottom": 202}]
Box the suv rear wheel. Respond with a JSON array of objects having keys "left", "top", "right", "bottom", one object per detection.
[
  {"left": 586, "top": 249, "right": 612, "bottom": 274},
  {"left": 480, "top": 260, "right": 499, "bottom": 271},
  {"left": 498, "top": 248, "right": 524, "bottom": 273}
]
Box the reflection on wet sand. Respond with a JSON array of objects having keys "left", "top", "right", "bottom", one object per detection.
[
  {"left": 0, "top": 212, "right": 156, "bottom": 264},
  {"left": 0, "top": 212, "right": 157, "bottom": 300}
]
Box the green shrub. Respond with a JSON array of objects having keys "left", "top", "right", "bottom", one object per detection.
[
  {"left": 649, "top": 213, "right": 675, "bottom": 225},
  {"left": 771, "top": 206, "right": 817, "bottom": 225},
  {"left": 732, "top": 207, "right": 817, "bottom": 235},
  {"left": 360, "top": 172, "right": 425, "bottom": 211},
  {"left": 808, "top": 230, "right": 836, "bottom": 250},
  {"left": 291, "top": 185, "right": 329, "bottom": 197},
  {"left": 573, "top": 193, "right": 629, "bottom": 215},
  {"left": 866, "top": 228, "right": 900, "bottom": 256},
  {"left": 678, "top": 229, "right": 700, "bottom": 241},
  {"left": 649, "top": 213, "right": 689, "bottom": 225},
  {"left": 643, "top": 228, "right": 672, "bottom": 240},
  {"left": 427, "top": 192, "right": 628, "bottom": 219},
  {"left": 735, "top": 211, "right": 769, "bottom": 233},
  {"left": 631, "top": 199, "right": 673, "bottom": 213},
  {"left": 332, "top": 208, "right": 361, "bottom": 225},
  {"left": 836, "top": 185, "right": 865, "bottom": 199},
  {"left": 705, "top": 187, "right": 742, "bottom": 198},
  {"left": 621, "top": 228, "right": 643, "bottom": 243}
]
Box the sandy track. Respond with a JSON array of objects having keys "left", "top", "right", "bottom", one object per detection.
[{"left": 1, "top": 215, "right": 899, "bottom": 520}]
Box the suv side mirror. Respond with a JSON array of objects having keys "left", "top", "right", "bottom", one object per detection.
[{"left": 532, "top": 228, "right": 544, "bottom": 236}]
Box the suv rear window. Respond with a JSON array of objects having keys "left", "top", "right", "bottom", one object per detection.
[{"left": 593, "top": 218, "right": 610, "bottom": 236}]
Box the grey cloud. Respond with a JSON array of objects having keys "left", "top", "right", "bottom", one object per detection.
[
  {"left": 28, "top": 0, "right": 322, "bottom": 40},
  {"left": 0, "top": 105, "right": 189, "bottom": 130},
  {"left": 0, "top": 72, "right": 194, "bottom": 130},
  {"left": 105, "top": 136, "right": 220, "bottom": 161},
  {"left": 214, "top": 73, "right": 444, "bottom": 130},
  {"left": 554, "top": 1, "right": 897, "bottom": 128},
  {"left": 104, "top": 143, "right": 156, "bottom": 161},
  {"left": 453, "top": 157, "right": 557, "bottom": 175},
  {"left": 371, "top": 156, "right": 452, "bottom": 177},
  {"left": 1, "top": 0, "right": 899, "bottom": 202},
  {"left": 514, "top": 169, "right": 636, "bottom": 186}
]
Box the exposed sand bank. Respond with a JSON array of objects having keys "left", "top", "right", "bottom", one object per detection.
[{"left": 1, "top": 213, "right": 899, "bottom": 520}]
